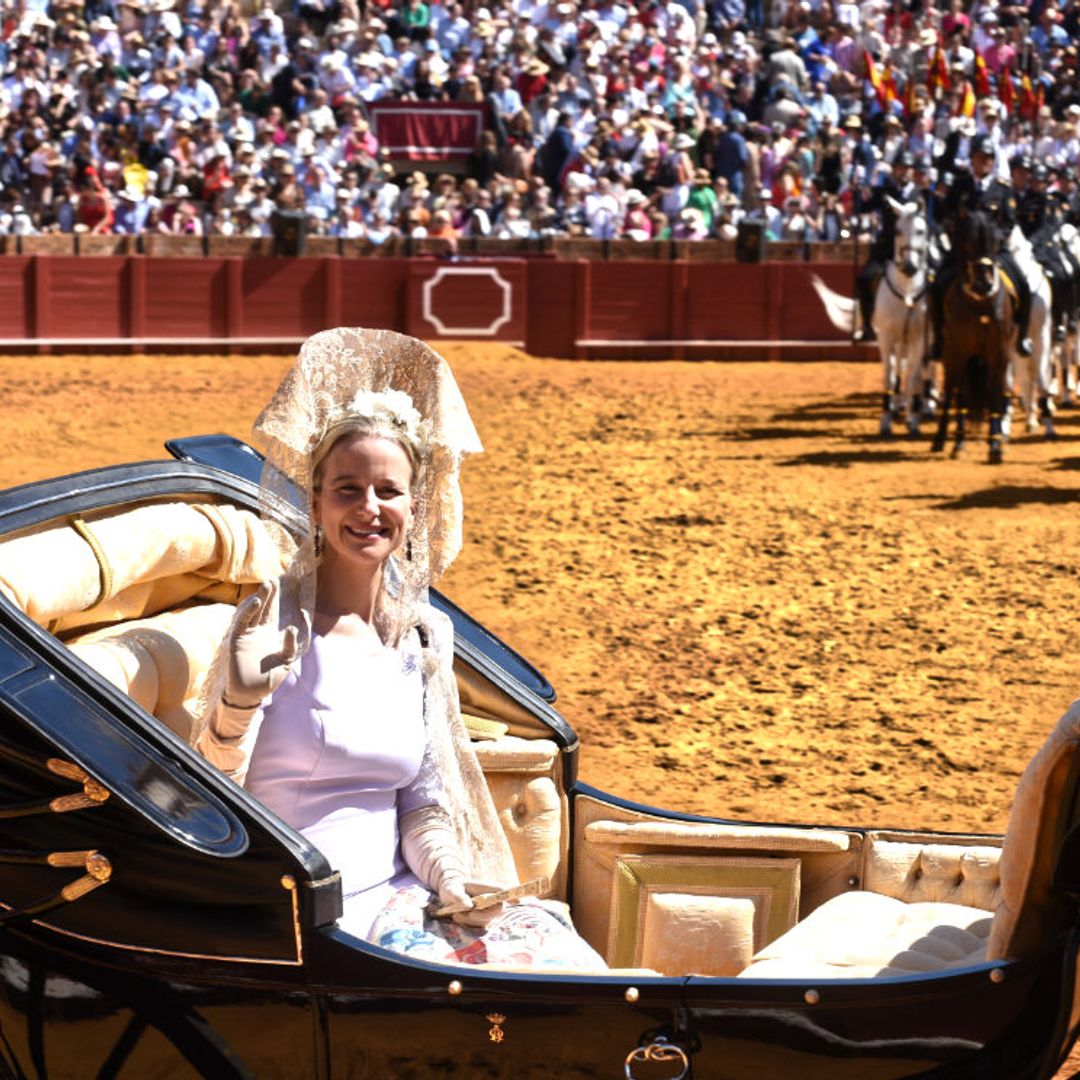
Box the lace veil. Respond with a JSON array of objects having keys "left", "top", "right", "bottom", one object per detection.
[{"left": 207, "top": 327, "right": 518, "bottom": 888}]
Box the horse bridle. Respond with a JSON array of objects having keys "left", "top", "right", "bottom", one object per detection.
[
  {"left": 961, "top": 256, "right": 1002, "bottom": 303},
  {"left": 884, "top": 237, "right": 929, "bottom": 304}
]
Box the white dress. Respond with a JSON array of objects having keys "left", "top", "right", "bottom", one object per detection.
[
  {"left": 245, "top": 631, "right": 433, "bottom": 939},
  {"left": 244, "top": 631, "right": 607, "bottom": 970}
]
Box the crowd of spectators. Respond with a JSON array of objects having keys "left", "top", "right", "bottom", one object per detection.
[{"left": 2, "top": 0, "right": 1080, "bottom": 242}]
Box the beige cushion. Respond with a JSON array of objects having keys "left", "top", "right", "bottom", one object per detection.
[
  {"left": 475, "top": 738, "right": 564, "bottom": 897},
  {"left": 864, "top": 839, "right": 1001, "bottom": 911},
  {"left": 68, "top": 603, "right": 237, "bottom": 741},
  {"left": 0, "top": 502, "right": 281, "bottom": 631},
  {"left": 640, "top": 893, "right": 756, "bottom": 977},
  {"left": 989, "top": 699, "right": 1080, "bottom": 960},
  {"left": 739, "top": 891, "right": 991, "bottom": 980},
  {"left": 606, "top": 853, "right": 800, "bottom": 971}
]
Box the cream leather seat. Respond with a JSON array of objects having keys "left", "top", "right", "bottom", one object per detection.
[{"left": 741, "top": 700, "right": 1080, "bottom": 978}]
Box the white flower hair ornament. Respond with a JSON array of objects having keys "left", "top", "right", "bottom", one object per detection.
[{"left": 326, "top": 387, "right": 431, "bottom": 450}]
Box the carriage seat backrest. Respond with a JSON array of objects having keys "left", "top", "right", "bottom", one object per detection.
[
  {"left": 0, "top": 500, "right": 568, "bottom": 899},
  {"left": 862, "top": 838, "right": 1001, "bottom": 912},
  {"left": 988, "top": 699, "right": 1080, "bottom": 960}
]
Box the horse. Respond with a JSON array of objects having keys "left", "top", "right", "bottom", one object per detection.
[
  {"left": 1037, "top": 220, "right": 1080, "bottom": 408},
  {"left": 931, "top": 211, "right": 1014, "bottom": 464},
  {"left": 811, "top": 201, "right": 933, "bottom": 437},
  {"left": 1004, "top": 226, "right": 1056, "bottom": 438}
]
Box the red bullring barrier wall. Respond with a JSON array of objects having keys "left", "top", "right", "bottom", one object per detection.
[{"left": 0, "top": 255, "right": 872, "bottom": 361}]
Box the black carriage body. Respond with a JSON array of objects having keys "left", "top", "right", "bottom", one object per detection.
[{"left": 0, "top": 445, "right": 1077, "bottom": 1079}]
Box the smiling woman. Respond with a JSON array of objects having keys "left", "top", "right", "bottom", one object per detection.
[{"left": 195, "top": 327, "right": 606, "bottom": 970}]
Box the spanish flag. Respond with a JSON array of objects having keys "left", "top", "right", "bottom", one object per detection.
[
  {"left": 904, "top": 75, "right": 919, "bottom": 118},
  {"left": 927, "top": 47, "right": 951, "bottom": 95},
  {"left": 883, "top": 65, "right": 898, "bottom": 110},
  {"left": 1000, "top": 66, "right": 1015, "bottom": 113},
  {"left": 865, "top": 49, "right": 887, "bottom": 107},
  {"left": 959, "top": 79, "right": 977, "bottom": 119},
  {"left": 1020, "top": 71, "right": 1036, "bottom": 119},
  {"left": 973, "top": 49, "right": 991, "bottom": 98}
]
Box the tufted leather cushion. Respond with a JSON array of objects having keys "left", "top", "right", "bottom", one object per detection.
[
  {"left": 739, "top": 890, "right": 991, "bottom": 979},
  {"left": 474, "top": 738, "right": 565, "bottom": 898},
  {"left": 863, "top": 838, "right": 1001, "bottom": 911}
]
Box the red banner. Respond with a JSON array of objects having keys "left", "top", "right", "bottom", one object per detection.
[{"left": 367, "top": 102, "right": 488, "bottom": 162}]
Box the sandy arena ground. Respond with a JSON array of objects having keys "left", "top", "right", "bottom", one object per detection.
[{"left": 4, "top": 345, "right": 1080, "bottom": 1070}]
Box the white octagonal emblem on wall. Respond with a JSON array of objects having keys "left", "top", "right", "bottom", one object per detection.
[{"left": 421, "top": 267, "right": 514, "bottom": 336}]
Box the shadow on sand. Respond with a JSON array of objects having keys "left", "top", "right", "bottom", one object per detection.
[
  {"left": 778, "top": 449, "right": 914, "bottom": 468},
  {"left": 929, "top": 485, "right": 1080, "bottom": 510},
  {"left": 769, "top": 392, "right": 881, "bottom": 426}
]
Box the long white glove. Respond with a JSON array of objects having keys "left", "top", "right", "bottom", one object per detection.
[
  {"left": 224, "top": 579, "right": 301, "bottom": 709},
  {"left": 400, "top": 805, "right": 503, "bottom": 927},
  {"left": 197, "top": 580, "right": 300, "bottom": 778}
]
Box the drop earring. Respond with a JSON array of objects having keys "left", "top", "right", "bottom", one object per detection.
[
  {"left": 314, "top": 526, "right": 325, "bottom": 559},
  {"left": 406, "top": 538, "right": 413, "bottom": 561}
]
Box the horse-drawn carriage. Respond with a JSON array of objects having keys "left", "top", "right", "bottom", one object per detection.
[{"left": 1, "top": 435, "right": 1080, "bottom": 1078}]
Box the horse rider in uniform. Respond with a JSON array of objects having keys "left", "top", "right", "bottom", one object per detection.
[
  {"left": 929, "top": 133, "right": 1033, "bottom": 360},
  {"left": 855, "top": 150, "right": 918, "bottom": 342},
  {"left": 1012, "top": 155, "right": 1078, "bottom": 343}
]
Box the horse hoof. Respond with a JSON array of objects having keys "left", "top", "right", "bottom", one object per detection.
[
  {"left": 931, "top": 439, "right": 945, "bottom": 453},
  {"left": 951, "top": 443, "right": 964, "bottom": 459},
  {"left": 879, "top": 415, "right": 893, "bottom": 438},
  {"left": 989, "top": 442, "right": 1004, "bottom": 465},
  {"left": 1026, "top": 417, "right": 1039, "bottom": 434},
  {"left": 907, "top": 423, "right": 920, "bottom": 440},
  {"left": 1045, "top": 424, "right": 1059, "bottom": 442}
]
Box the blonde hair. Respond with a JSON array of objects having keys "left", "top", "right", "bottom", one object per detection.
[{"left": 310, "top": 414, "right": 422, "bottom": 493}]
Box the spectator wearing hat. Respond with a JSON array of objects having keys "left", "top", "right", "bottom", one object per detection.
[
  {"left": 745, "top": 184, "right": 781, "bottom": 239},
  {"left": 672, "top": 205, "right": 707, "bottom": 239},
  {"left": 113, "top": 184, "right": 149, "bottom": 232},
  {"left": 685, "top": 167, "right": 718, "bottom": 231},
  {"left": 251, "top": 6, "right": 285, "bottom": 57},
  {"left": 622, "top": 187, "right": 652, "bottom": 238},
  {"left": 328, "top": 185, "right": 366, "bottom": 237}
]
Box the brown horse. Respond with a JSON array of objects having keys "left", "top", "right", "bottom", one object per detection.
[{"left": 931, "top": 211, "right": 1014, "bottom": 464}]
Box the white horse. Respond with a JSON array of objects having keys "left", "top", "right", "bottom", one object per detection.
[
  {"left": 1050, "top": 222, "right": 1080, "bottom": 408},
  {"left": 811, "top": 200, "right": 932, "bottom": 437},
  {"left": 1004, "top": 226, "right": 1056, "bottom": 438}
]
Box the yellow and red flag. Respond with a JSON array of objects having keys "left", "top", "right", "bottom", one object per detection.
[
  {"left": 973, "top": 49, "right": 991, "bottom": 98},
  {"left": 865, "top": 49, "right": 887, "bottom": 107},
  {"left": 1000, "top": 66, "right": 1015, "bottom": 113},
  {"left": 959, "top": 79, "right": 977, "bottom": 118},
  {"left": 927, "top": 47, "right": 951, "bottom": 95},
  {"left": 904, "top": 75, "right": 918, "bottom": 118},
  {"left": 1020, "top": 71, "right": 1036, "bottom": 119},
  {"left": 883, "top": 65, "right": 898, "bottom": 110}
]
